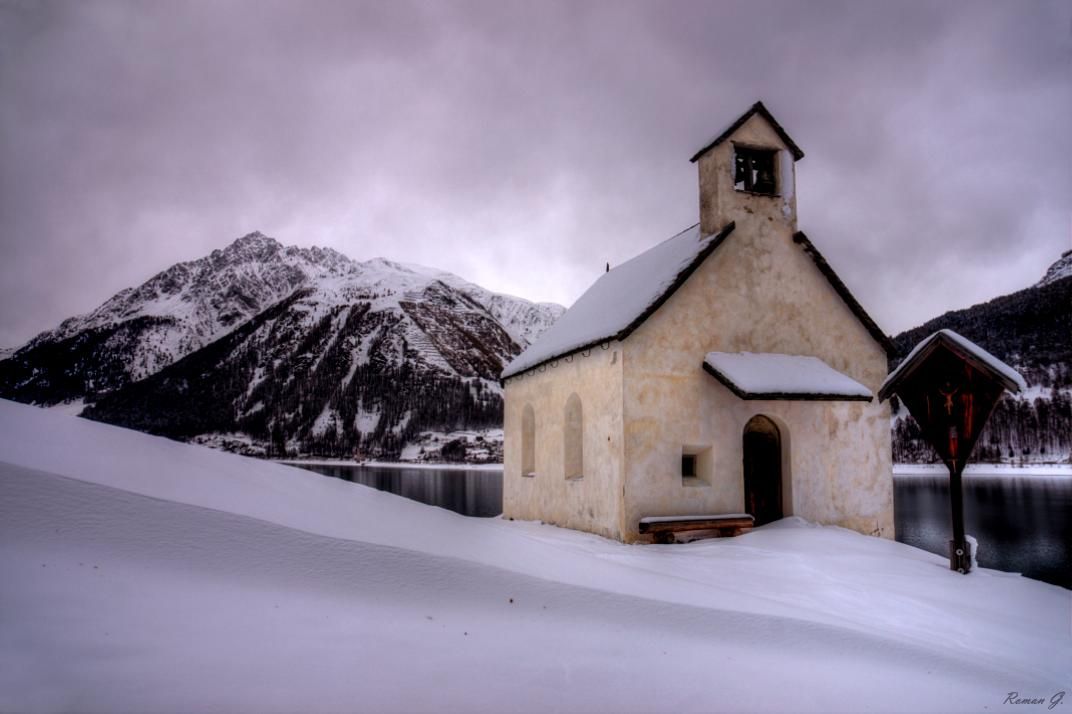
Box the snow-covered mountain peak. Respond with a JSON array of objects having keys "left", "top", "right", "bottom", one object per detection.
[
  {"left": 1037, "top": 250, "right": 1072, "bottom": 288},
  {"left": 362, "top": 256, "right": 427, "bottom": 274},
  {"left": 3, "top": 230, "right": 565, "bottom": 422}
]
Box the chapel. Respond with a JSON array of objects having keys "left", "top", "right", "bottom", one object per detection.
[{"left": 501, "top": 102, "right": 894, "bottom": 542}]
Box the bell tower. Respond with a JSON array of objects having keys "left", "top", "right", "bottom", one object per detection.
[{"left": 690, "top": 101, "right": 804, "bottom": 235}]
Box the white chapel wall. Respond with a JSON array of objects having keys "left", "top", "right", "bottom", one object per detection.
[{"left": 502, "top": 343, "right": 625, "bottom": 539}]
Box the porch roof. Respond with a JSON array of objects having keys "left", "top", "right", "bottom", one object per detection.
[{"left": 702, "top": 352, "right": 873, "bottom": 401}]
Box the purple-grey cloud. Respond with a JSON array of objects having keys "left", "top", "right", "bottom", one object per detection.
[{"left": 1, "top": 0, "right": 1068, "bottom": 347}]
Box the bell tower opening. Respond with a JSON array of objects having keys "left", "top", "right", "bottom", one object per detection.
[{"left": 733, "top": 146, "right": 777, "bottom": 195}]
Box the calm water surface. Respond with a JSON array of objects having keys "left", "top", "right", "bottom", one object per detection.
[
  {"left": 894, "top": 475, "right": 1071, "bottom": 589},
  {"left": 296, "top": 464, "right": 503, "bottom": 517},
  {"left": 296, "top": 463, "right": 1070, "bottom": 589}
]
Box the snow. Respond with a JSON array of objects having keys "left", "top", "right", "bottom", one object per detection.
[
  {"left": 309, "top": 403, "right": 340, "bottom": 438},
  {"left": 882, "top": 329, "right": 1028, "bottom": 396},
  {"left": 45, "top": 398, "right": 86, "bottom": 416},
  {"left": 503, "top": 223, "right": 729, "bottom": 378},
  {"left": 966, "top": 534, "right": 979, "bottom": 571},
  {"left": 12, "top": 232, "right": 563, "bottom": 408},
  {"left": 1, "top": 398, "right": 1069, "bottom": 712},
  {"left": 353, "top": 406, "right": 380, "bottom": 434},
  {"left": 639, "top": 513, "right": 752, "bottom": 524},
  {"left": 703, "top": 352, "right": 873, "bottom": 398},
  {"left": 1037, "top": 249, "right": 1072, "bottom": 287},
  {"left": 393, "top": 427, "right": 504, "bottom": 463},
  {"left": 894, "top": 463, "right": 1072, "bottom": 479}
]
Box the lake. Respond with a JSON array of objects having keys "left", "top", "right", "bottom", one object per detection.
[
  {"left": 293, "top": 462, "right": 1071, "bottom": 589},
  {"left": 295, "top": 463, "right": 503, "bottom": 518},
  {"left": 894, "top": 473, "right": 1071, "bottom": 589}
]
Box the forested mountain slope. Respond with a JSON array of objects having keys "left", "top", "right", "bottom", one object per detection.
[{"left": 890, "top": 252, "right": 1071, "bottom": 463}]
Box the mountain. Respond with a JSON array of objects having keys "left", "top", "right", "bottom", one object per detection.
[
  {"left": 0, "top": 233, "right": 563, "bottom": 460},
  {"left": 1037, "top": 249, "right": 1072, "bottom": 288},
  {"left": 890, "top": 253, "right": 1071, "bottom": 464}
]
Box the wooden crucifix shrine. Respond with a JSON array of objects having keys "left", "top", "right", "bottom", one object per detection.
[{"left": 879, "top": 330, "right": 1025, "bottom": 573}]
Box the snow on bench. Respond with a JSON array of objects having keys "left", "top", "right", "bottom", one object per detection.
[{"left": 639, "top": 514, "right": 755, "bottom": 543}]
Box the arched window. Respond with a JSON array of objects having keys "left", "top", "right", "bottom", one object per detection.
[
  {"left": 521, "top": 404, "right": 536, "bottom": 477},
  {"left": 564, "top": 393, "right": 583, "bottom": 480}
]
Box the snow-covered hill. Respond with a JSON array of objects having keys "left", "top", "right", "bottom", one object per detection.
[
  {"left": 0, "top": 399, "right": 1067, "bottom": 711},
  {"left": 0, "top": 233, "right": 564, "bottom": 458}
]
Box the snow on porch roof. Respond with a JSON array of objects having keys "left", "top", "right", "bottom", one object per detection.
[
  {"left": 502, "top": 222, "right": 736, "bottom": 378},
  {"left": 702, "top": 352, "right": 873, "bottom": 401}
]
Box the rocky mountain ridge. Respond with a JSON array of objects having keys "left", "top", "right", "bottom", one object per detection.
[
  {"left": 1037, "top": 249, "right": 1072, "bottom": 288},
  {"left": 0, "top": 232, "right": 564, "bottom": 460}
]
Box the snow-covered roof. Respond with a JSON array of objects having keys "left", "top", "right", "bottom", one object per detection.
[
  {"left": 878, "top": 329, "right": 1026, "bottom": 401},
  {"left": 689, "top": 101, "right": 805, "bottom": 163},
  {"left": 702, "top": 352, "right": 873, "bottom": 401},
  {"left": 501, "top": 222, "right": 736, "bottom": 378}
]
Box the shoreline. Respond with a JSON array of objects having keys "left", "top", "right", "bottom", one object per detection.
[
  {"left": 277, "top": 459, "right": 503, "bottom": 472},
  {"left": 278, "top": 460, "right": 1071, "bottom": 477},
  {"left": 893, "top": 463, "right": 1071, "bottom": 479}
]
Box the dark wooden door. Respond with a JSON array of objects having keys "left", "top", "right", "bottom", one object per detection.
[{"left": 743, "top": 416, "right": 783, "bottom": 526}]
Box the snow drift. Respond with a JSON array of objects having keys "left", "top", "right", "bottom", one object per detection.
[{"left": 0, "top": 399, "right": 1068, "bottom": 712}]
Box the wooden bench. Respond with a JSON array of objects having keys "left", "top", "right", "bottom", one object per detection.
[{"left": 638, "top": 514, "right": 755, "bottom": 544}]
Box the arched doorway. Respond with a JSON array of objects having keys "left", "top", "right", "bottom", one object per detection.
[{"left": 743, "top": 415, "right": 783, "bottom": 526}]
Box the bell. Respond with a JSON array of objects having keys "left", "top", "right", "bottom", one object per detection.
[{"left": 754, "top": 166, "right": 775, "bottom": 194}]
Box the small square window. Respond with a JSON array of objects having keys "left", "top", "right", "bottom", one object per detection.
[
  {"left": 734, "top": 148, "right": 777, "bottom": 195},
  {"left": 681, "top": 454, "right": 697, "bottom": 478}
]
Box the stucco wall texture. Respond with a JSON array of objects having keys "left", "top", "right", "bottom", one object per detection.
[{"left": 503, "top": 110, "right": 893, "bottom": 543}]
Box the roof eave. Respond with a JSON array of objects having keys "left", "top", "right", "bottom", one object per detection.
[{"left": 792, "top": 231, "right": 895, "bottom": 355}]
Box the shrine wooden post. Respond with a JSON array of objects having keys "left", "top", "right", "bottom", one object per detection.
[{"left": 878, "top": 330, "right": 1025, "bottom": 574}]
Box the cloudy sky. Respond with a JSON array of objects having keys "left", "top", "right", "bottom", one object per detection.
[{"left": 1, "top": 0, "right": 1068, "bottom": 347}]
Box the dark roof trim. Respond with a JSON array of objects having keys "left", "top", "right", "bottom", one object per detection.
[
  {"left": 793, "top": 231, "right": 895, "bottom": 355},
  {"left": 876, "top": 332, "right": 1022, "bottom": 402},
  {"left": 701, "top": 361, "right": 873, "bottom": 402},
  {"left": 503, "top": 222, "right": 736, "bottom": 382},
  {"left": 690, "top": 101, "right": 805, "bottom": 163}
]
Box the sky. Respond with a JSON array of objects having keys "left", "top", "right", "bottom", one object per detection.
[{"left": 1, "top": 0, "right": 1069, "bottom": 348}]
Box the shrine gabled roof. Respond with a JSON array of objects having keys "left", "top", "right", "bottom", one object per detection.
[
  {"left": 689, "top": 101, "right": 805, "bottom": 163},
  {"left": 878, "top": 329, "right": 1026, "bottom": 402},
  {"left": 702, "top": 352, "right": 873, "bottom": 401}
]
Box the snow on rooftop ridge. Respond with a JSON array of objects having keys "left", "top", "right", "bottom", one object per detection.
[
  {"left": 880, "top": 329, "right": 1027, "bottom": 398},
  {"left": 689, "top": 101, "right": 805, "bottom": 163},
  {"left": 503, "top": 223, "right": 731, "bottom": 378},
  {"left": 703, "top": 352, "right": 873, "bottom": 399}
]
